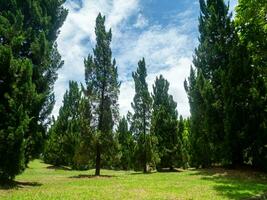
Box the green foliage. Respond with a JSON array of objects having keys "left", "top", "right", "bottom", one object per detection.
[
  {"left": 72, "top": 96, "right": 93, "bottom": 170},
  {"left": 185, "top": 0, "right": 235, "bottom": 167},
  {"left": 233, "top": 0, "right": 267, "bottom": 170},
  {"left": 185, "top": 68, "right": 213, "bottom": 167},
  {"left": 116, "top": 116, "right": 135, "bottom": 170},
  {"left": 84, "top": 13, "right": 120, "bottom": 175},
  {"left": 44, "top": 81, "right": 85, "bottom": 169},
  {"left": 186, "top": 0, "right": 267, "bottom": 171},
  {"left": 177, "top": 116, "right": 191, "bottom": 168},
  {"left": 0, "top": 46, "right": 36, "bottom": 180},
  {"left": 151, "top": 75, "right": 180, "bottom": 169},
  {"left": 0, "top": 0, "right": 67, "bottom": 180},
  {"left": 130, "top": 58, "right": 159, "bottom": 172}
]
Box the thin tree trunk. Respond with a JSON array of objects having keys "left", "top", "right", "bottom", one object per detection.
[
  {"left": 143, "top": 163, "right": 147, "bottom": 173},
  {"left": 143, "top": 108, "right": 147, "bottom": 173},
  {"left": 95, "top": 144, "right": 101, "bottom": 176}
]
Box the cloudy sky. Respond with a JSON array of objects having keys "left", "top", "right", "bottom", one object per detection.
[{"left": 53, "top": 0, "right": 237, "bottom": 118}]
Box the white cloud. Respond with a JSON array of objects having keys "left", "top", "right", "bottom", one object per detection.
[
  {"left": 53, "top": 0, "right": 140, "bottom": 118},
  {"left": 54, "top": 0, "right": 198, "bottom": 119},
  {"left": 134, "top": 13, "right": 149, "bottom": 28},
  {"left": 115, "top": 25, "right": 196, "bottom": 118}
]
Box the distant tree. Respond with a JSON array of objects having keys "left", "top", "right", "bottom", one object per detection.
[
  {"left": 177, "top": 116, "right": 191, "bottom": 168},
  {"left": 130, "top": 58, "right": 159, "bottom": 173},
  {"left": 179, "top": 117, "right": 191, "bottom": 168},
  {"left": 73, "top": 95, "right": 93, "bottom": 170},
  {"left": 116, "top": 116, "right": 134, "bottom": 170},
  {"left": 44, "top": 81, "right": 82, "bottom": 168},
  {"left": 151, "top": 75, "right": 180, "bottom": 170},
  {"left": 84, "top": 13, "right": 120, "bottom": 176}
]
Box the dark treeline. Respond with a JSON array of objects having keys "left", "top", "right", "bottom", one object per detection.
[{"left": 0, "top": 0, "right": 266, "bottom": 181}]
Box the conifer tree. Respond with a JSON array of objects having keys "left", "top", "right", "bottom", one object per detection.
[
  {"left": 116, "top": 116, "right": 134, "bottom": 170},
  {"left": 73, "top": 95, "right": 93, "bottom": 170},
  {"left": 186, "top": 0, "right": 234, "bottom": 166},
  {"left": 185, "top": 68, "right": 213, "bottom": 167},
  {"left": 0, "top": 47, "right": 36, "bottom": 180},
  {"left": 84, "top": 13, "right": 120, "bottom": 176},
  {"left": 130, "top": 58, "right": 159, "bottom": 173},
  {"left": 233, "top": 0, "right": 267, "bottom": 170},
  {"left": 44, "top": 81, "right": 82, "bottom": 168},
  {"left": 151, "top": 75, "right": 179, "bottom": 170},
  {"left": 0, "top": 0, "right": 67, "bottom": 168},
  {"left": 178, "top": 116, "right": 191, "bottom": 168}
]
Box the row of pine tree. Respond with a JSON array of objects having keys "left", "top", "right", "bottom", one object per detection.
[
  {"left": 43, "top": 15, "right": 190, "bottom": 175},
  {"left": 0, "top": 0, "right": 266, "bottom": 181}
]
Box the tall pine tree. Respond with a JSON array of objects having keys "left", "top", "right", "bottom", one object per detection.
[
  {"left": 186, "top": 0, "right": 235, "bottom": 166},
  {"left": 0, "top": 0, "right": 66, "bottom": 180},
  {"left": 233, "top": 0, "right": 267, "bottom": 170},
  {"left": 0, "top": 47, "right": 36, "bottom": 180},
  {"left": 0, "top": 0, "right": 67, "bottom": 169},
  {"left": 84, "top": 13, "right": 120, "bottom": 176},
  {"left": 130, "top": 58, "right": 159, "bottom": 173},
  {"left": 151, "top": 75, "right": 179, "bottom": 170}
]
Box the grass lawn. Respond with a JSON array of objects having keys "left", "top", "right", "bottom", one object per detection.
[{"left": 1, "top": 160, "right": 267, "bottom": 200}]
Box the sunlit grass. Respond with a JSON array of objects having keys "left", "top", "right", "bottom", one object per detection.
[{"left": 1, "top": 160, "right": 267, "bottom": 199}]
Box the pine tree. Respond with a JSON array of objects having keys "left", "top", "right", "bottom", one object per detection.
[
  {"left": 116, "top": 116, "right": 134, "bottom": 170},
  {"left": 130, "top": 58, "right": 159, "bottom": 173},
  {"left": 44, "top": 81, "right": 82, "bottom": 168},
  {"left": 73, "top": 95, "right": 93, "bottom": 170},
  {"left": 178, "top": 117, "right": 191, "bottom": 168},
  {"left": 84, "top": 13, "right": 120, "bottom": 176},
  {"left": 151, "top": 75, "right": 179, "bottom": 170},
  {"left": 185, "top": 68, "right": 213, "bottom": 167},
  {"left": 0, "top": 0, "right": 67, "bottom": 167},
  {"left": 0, "top": 46, "right": 36, "bottom": 180},
  {"left": 186, "top": 0, "right": 235, "bottom": 166},
  {"left": 233, "top": 0, "right": 267, "bottom": 170}
]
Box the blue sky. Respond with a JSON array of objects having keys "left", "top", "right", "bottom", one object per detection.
[{"left": 54, "top": 0, "right": 237, "bottom": 118}]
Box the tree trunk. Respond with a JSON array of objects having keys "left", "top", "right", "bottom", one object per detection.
[
  {"left": 232, "top": 148, "right": 243, "bottom": 168},
  {"left": 143, "top": 108, "right": 147, "bottom": 173},
  {"left": 95, "top": 144, "right": 101, "bottom": 176},
  {"left": 143, "top": 163, "right": 147, "bottom": 173}
]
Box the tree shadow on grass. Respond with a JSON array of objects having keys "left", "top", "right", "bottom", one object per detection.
[
  {"left": 190, "top": 168, "right": 267, "bottom": 200},
  {"left": 157, "top": 168, "right": 183, "bottom": 173},
  {"left": 0, "top": 180, "right": 42, "bottom": 190},
  {"left": 130, "top": 168, "right": 182, "bottom": 175},
  {"left": 69, "top": 174, "right": 115, "bottom": 179},
  {"left": 130, "top": 171, "right": 157, "bottom": 175},
  {"left": 46, "top": 165, "right": 72, "bottom": 171}
]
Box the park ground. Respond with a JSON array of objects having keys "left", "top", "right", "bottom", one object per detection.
[{"left": 1, "top": 160, "right": 267, "bottom": 200}]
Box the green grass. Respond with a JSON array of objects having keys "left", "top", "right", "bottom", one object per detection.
[{"left": 1, "top": 160, "right": 267, "bottom": 200}]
